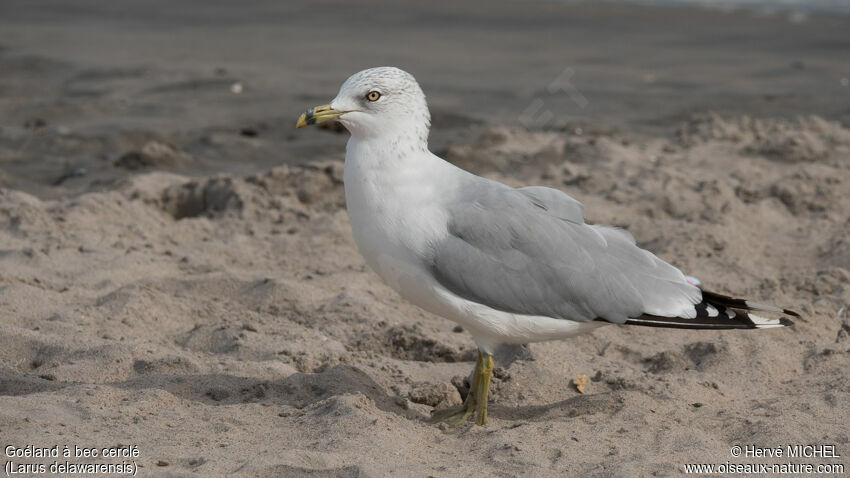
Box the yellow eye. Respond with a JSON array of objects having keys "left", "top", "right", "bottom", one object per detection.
[{"left": 366, "top": 91, "right": 381, "bottom": 102}]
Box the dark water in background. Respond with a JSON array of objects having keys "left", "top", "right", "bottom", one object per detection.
[
  {"left": 586, "top": 0, "right": 850, "bottom": 14},
  {"left": 0, "top": 0, "right": 848, "bottom": 198}
]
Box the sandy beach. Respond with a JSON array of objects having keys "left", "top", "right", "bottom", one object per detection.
[{"left": 1, "top": 1, "right": 849, "bottom": 476}]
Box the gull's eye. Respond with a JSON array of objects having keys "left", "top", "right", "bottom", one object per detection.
[{"left": 366, "top": 91, "right": 381, "bottom": 102}]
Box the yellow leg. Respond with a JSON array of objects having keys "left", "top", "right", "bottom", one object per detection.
[
  {"left": 475, "top": 352, "right": 493, "bottom": 425},
  {"left": 428, "top": 350, "right": 494, "bottom": 426}
]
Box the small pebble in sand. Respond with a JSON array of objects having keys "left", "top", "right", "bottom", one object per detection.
[{"left": 573, "top": 373, "right": 589, "bottom": 394}]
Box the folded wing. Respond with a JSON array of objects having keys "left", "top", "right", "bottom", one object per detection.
[{"left": 428, "top": 181, "right": 702, "bottom": 324}]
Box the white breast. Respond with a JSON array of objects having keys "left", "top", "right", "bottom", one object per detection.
[{"left": 343, "top": 137, "right": 449, "bottom": 303}]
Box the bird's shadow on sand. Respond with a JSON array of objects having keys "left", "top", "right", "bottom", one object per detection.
[
  {"left": 488, "top": 393, "right": 626, "bottom": 422},
  {"left": 119, "top": 365, "right": 627, "bottom": 424}
]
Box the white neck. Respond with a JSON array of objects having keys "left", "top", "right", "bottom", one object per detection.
[{"left": 344, "top": 129, "right": 431, "bottom": 175}]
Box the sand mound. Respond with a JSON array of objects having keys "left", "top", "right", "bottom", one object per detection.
[
  {"left": 677, "top": 112, "right": 850, "bottom": 163},
  {"left": 114, "top": 141, "right": 192, "bottom": 170}
]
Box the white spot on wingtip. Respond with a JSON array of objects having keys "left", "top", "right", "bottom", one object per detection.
[
  {"left": 745, "top": 300, "right": 782, "bottom": 313},
  {"left": 749, "top": 313, "right": 780, "bottom": 327},
  {"left": 706, "top": 304, "right": 719, "bottom": 317}
]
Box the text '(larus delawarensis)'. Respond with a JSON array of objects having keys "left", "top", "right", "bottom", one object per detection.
[{"left": 296, "top": 67, "right": 798, "bottom": 426}]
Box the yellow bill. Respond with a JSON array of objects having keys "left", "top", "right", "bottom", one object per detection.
[{"left": 296, "top": 104, "right": 345, "bottom": 128}]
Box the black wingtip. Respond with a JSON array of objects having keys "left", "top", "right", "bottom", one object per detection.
[
  {"left": 783, "top": 309, "right": 801, "bottom": 318},
  {"left": 779, "top": 317, "right": 795, "bottom": 327}
]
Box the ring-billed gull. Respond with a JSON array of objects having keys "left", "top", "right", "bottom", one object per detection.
[{"left": 296, "top": 67, "right": 798, "bottom": 426}]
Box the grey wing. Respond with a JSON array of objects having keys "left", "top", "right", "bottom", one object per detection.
[{"left": 428, "top": 182, "right": 701, "bottom": 323}]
